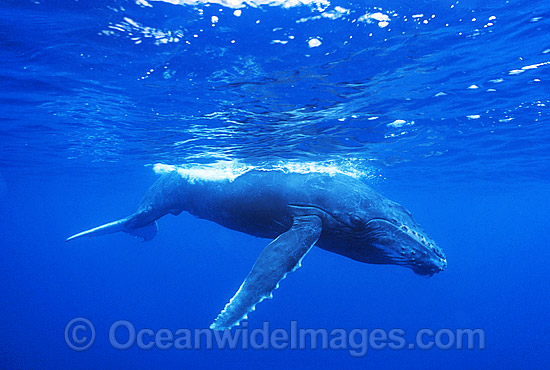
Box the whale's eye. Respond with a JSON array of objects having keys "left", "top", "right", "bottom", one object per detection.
[{"left": 350, "top": 215, "right": 365, "bottom": 227}]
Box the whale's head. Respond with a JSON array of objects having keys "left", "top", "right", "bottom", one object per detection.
[
  {"left": 308, "top": 185, "right": 446, "bottom": 277},
  {"left": 285, "top": 174, "right": 446, "bottom": 276},
  {"left": 339, "top": 198, "right": 447, "bottom": 277}
]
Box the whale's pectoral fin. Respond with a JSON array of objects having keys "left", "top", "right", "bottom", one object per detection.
[
  {"left": 65, "top": 216, "right": 158, "bottom": 242},
  {"left": 210, "top": 214, "right": 322, "bottom": 330},
  {"left": 127, "top": 221, "right": 158, "bottom": 241}
]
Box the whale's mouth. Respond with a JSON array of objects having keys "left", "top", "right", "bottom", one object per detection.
[{"left": 365, "top": 218, "right": 447, "bottom": 276}]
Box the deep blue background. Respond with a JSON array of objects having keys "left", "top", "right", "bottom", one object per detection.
[
  {"left": 1, "top": 0, "right": 549, "bottom": 368},
  {"left": 2, "top": 174, "right": 549, "bottom": 368}
]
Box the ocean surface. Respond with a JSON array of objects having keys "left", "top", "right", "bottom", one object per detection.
[{"left": 1, "top": 0, "right": 549, "bottom": 368}]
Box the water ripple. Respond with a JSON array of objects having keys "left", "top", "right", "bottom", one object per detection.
[{"left": 0, "top": 0, "right": 548, "bottom": 183}]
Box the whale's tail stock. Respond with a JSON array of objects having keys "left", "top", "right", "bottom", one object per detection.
[{"left": 65, "top": 214, "right": 158, "bottom": 242}]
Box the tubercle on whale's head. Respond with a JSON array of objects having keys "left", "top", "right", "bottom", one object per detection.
[{"left": 343, "top": 200, "right": 447, "bottom": 277}]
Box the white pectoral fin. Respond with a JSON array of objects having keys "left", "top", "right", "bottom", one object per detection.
[
  {"left": 65, "top": 214, "right": 158, "bottom": 242},
  {"left": 210, "top": 215, "right": 322, "bottom": 330},
  {"left": 65, "top": 218, "right": 129, "bottom": 242}
]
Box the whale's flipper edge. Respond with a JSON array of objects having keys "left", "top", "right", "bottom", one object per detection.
[
  {"left": 65, "top": 217, "right": 158, "bottom": 242},
  {"left": 210, "top": 214, "right": 322, "bottom": 330},
  {"left": 127, "top": 221, "right": 158, "bottom": 241}
]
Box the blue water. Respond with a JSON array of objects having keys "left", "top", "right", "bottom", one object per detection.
[{"left": 1, "top": 0, "right": 549, "bottom": 368}]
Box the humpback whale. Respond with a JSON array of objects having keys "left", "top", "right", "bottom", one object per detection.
[{"left": 66, "top": 169, "right": 447, "bottom": 330}]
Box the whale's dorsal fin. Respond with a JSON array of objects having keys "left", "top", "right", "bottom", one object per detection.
[{"left": 210, "top": 214, "right": 322, "bottom": 330}]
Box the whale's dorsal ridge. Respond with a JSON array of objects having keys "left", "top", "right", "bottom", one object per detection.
[{"left": 210, "top": 214, "right": 322, "bottom": 330}]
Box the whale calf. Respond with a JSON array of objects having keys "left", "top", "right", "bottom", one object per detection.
[{"left": 67, "top": 169, "right": 447, "bottom": 330}]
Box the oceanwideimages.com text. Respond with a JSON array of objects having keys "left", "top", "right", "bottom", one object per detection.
[{"left": 65, "top": 318, "right": 485, "bottom": 357}]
